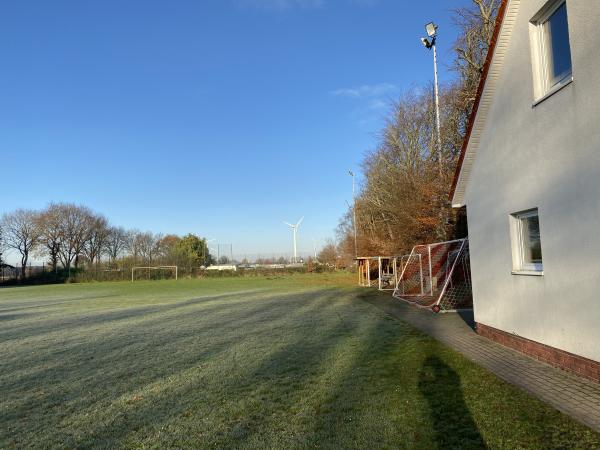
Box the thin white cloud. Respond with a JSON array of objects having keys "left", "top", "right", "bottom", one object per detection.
[
  {"left": 367, "top": 98, "right": 387, "bottom": 110},
  {"left": 331, "top": 83, "right": 396, "bottom": 129},
  {"left": 330, "top": 83, "right": 398, "bottom": 99}
]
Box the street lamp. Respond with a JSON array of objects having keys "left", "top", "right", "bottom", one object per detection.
[
  {"left": 421, "top": 21, "right": 442, "bottom": 175},
  {"left": 422, "top": 22, "right": 448, "bottom": 240},
  {"left": 348, "top": 170, "right": 358, "bottom": 259}
]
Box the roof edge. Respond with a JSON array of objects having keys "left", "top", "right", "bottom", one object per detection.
[{"left": 450, "top": 0, "right": 510, "bottom": 207}]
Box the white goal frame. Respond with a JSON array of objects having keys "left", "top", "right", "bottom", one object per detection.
[{"left": 131, "top": 266, "right": 178, "bottom": 282}]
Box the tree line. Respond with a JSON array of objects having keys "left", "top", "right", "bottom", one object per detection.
[
  {"left": 337, "top": 0, "right": 500, "bottom": 261},
  {"left": 0, "top": 203, "right": 211, "bottom": 280}
]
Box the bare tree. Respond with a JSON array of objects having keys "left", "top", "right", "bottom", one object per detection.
[
  {"left": 36, "top": 204, "right": 63, "bottom": 273},
  {"left": 133, "top": 231, "right": 159, "bottom": 263},
  {"left": 1, "top": 203, "right": 220, "bottom": 280},
  {"left": 84, "top": 214, "right": 109, "bottom": 267},
  {"left": 344, "top": 87, "right": 453, "bottom": 256},
  {"left": 317, "top": 240, "right": 339, "bottom": 265},
  {"left": 453, "top": 0, "right": 501, "bottom": 119},
  {"left": 335, "top": 2, "right": 502, "bottom": 261},
  {"left": 125, "top": 229, "right": 141, "bottom": 262},
  {"left": 0, "top": 227, "right": 3, "bottom": 267},
  {"left": 56, "top": 204, "right": 95, "bottom": 273},
  {"left": 1, "top": 209, "right": 40, "bottom": 279},
  {"left": 105, "top": 226, "right": 128, "bottom": 264}
]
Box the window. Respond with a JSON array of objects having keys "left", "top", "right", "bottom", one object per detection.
[
  {"left": 530, "top": 0, "right": 573, "bottom": 100},
  {"left": 510, "top": 209, "right": 543, "bottom": 274}
]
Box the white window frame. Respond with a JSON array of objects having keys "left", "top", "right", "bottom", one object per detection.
[
  {"left": 510, "top": 209, "right": 544, "bottom": 276},
  {"left": 529, "top": 0, "right": 573, "bottom": 103}
]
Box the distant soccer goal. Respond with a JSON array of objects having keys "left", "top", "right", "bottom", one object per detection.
[{"left": 131, "top": 266, "right": 178, "bottom": 282}]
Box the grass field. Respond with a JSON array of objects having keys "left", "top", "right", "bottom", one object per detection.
[{"left": 1, "top": 273, "right": 599, "bottom": 449}]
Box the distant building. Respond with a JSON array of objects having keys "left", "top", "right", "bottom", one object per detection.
[
  {"left": 452, "top": 0, "right": 600, "bottom": 380},
  {"left": 205, "top": 265, "right": 237, "bottom": 271}
]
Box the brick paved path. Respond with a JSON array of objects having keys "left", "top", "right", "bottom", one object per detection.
[{"left": 363, "top": 294, "right": 600, "bottom": 432}]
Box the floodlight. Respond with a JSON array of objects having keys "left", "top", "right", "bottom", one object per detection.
[
  {"left": 425, "top": 21, "right": 438, "bottom": 37},
  {"left": 420, "top": 37, "right": 432, "bottom": 49}
]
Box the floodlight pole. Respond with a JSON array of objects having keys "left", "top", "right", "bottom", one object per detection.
[
  {"left": 422, "top": 23, "right": 443, "bottom": 176},
  {"left": 432, "top": 40, "right": 442, "bottom": 176},
  {"left": 432, "top": 40, "right": 446, "bottom": 239},
  {"left": 422, "top": 22, "right": 446, "bottom": 240}
]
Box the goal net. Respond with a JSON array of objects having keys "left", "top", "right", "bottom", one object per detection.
[
  {"left": 392, "top": 238, "right": 472, "bottom": 312},
  {"left": 131, "top": 266, "right": 178, "bottom": 281},
  {"left": 377, "top": 256, "right": 411, "bottom": 291}
]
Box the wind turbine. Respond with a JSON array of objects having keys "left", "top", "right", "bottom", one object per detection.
[{"left": 283, "top": 217, "right": 304, "bottom": 263}]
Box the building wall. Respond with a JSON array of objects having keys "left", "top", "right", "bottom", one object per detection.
[{"left": 464, "top": 0, "right": 600, "bottom": 362}]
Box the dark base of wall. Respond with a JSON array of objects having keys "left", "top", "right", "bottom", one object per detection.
[{"left": 476, "top": 323, "right": 600, "bottom": 383}]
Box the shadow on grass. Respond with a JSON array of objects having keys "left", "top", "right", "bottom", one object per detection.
[
  {"left": 0, "top": 289, "right": 266, "bottom": 341},
  {"left": 418, "top": 356, "right": 487, "bottom": 449},
  {"left": 358, "top": 289, "right": 479, "bottom": 339},
  {"left": 5, "top": 285, "right": 600, "bottom": 448},
  {"left": 0, "top": 313, "right": 47, "bottom": 325},
  {"left": 1, "top": 288, "right": 347, "bottom": 448},
  {"left": 0, "top": 295, "right": 117, "bottom": 314},
  {"left": 64, "top": 290, "right": 345, "bottom": 448},
  {"left": 199, "top": 288, "right": 427, "bottom": 448},
  {"left": 3, "top": 289, "right": 336, "bottom": 389}
]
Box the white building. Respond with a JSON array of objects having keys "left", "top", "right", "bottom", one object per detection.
[{"left": 451, "top": 0, "right": 600, "bottom": 380}]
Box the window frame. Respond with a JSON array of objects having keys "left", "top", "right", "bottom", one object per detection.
[
  {"left": 510, "top": 208, "right": 544, "bottom": 276},
  {"left": 529, "top": 0, "right": 573, "bottom": 102}
]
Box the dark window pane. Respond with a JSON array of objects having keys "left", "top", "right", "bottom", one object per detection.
[
  {"left": 522, "top": 215, "right": 543, "bottom": 265},
  {"left": 546, "top": 3, "right": 572, "bottom": 85}
]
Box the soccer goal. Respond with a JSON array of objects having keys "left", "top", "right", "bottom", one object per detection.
[
  {"left": 392, "top": 238, "right": 472, "bottom": 312},
  {"left": 131, "top": 266, "right": 178, "bottom": 282}
]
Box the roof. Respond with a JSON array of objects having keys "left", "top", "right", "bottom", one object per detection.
[{"left": 450, "top": 0, "right": 516, "bottom": 207}]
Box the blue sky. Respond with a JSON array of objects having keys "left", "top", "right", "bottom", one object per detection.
[{"left": 1, "top": 0, "right": 468, "bottom": 259}]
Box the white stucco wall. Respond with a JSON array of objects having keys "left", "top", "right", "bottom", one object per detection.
[{"left": 464, "top": 0, "right": 600, "bottom": 361}]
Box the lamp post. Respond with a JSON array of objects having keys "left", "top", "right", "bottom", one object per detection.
[
  {"left": 421, "top": 22, "right": 442, "bottom": 176},
  {"left": 348, "top": 170, "right": 358, "bottom": 259}
]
